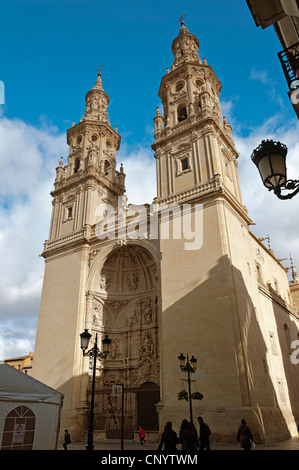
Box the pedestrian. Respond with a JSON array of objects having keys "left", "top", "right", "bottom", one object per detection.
[
  {"left": 63, "top": 429, "right": 71, "bottom": 450},
  {"left": 179, "top": 419, "right": 197, "bottom": 451},
  {"left": 197, "top": 416, "right": 211, "bottom": 450},
  {"left": 157, "top": 421, "right": 180, "bottom": 452},
  {"left": 139, "top": 425, "right": 146, "bottom": 445},
  {"left": 237, "top": 419, "right": 254, "bottom": 450},
  {"left": 189, "top": 421, "right": 200, "bottom": 450}
]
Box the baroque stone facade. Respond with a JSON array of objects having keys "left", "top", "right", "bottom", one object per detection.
[{"left": 32, "top": 21, "right": 299, "bottom": 443}]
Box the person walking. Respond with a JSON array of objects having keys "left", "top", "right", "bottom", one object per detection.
[
  {"left": 179, "top": 419, "right": 197, "bottom": 451},
  {"left": 197, "top": 416, "right": 211, "bottom": 450},
  {"left": 157, "top": 421, "right": 180, "bottom": 452},
  {"left": 237, "top": 419, "right": 254, "bottom": 450},
  {"left": 63, "top": 429, "right": 71, "bottom": 450},
  {"left": 139, "top": 425, "right": 146, "bottom": 445}
]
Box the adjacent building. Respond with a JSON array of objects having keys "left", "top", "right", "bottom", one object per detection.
[
  {"left": 246, "top": 0, "right": 299, "bottom": 119},
  {"left": 5, "top": 352, "right": 34, "bottom": 376}
]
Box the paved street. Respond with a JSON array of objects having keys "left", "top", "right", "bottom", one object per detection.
[{"left": 58, "top": 436, "right": 299, "bottom": 451}]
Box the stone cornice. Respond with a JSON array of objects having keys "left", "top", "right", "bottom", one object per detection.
[
  {"left": 66, "top": 119, "right": 121, "bottom": 148},
  {"left": 152, "top": 114, "right": 238, "bottom": 158},
  {"left": 52, "top": 166, "right": 124, "bottom": 198},
  {"left": 258, "top": 282, "right": 298, "bottom": 320},
  {"left": 158, "top": 62, "right": 221, "bottom": 100},
  {"left": 42, "top": 225, "right": 91, "bottom": 258}
]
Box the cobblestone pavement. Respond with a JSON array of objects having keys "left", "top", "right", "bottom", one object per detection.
[{"left": 58, "top": 436, "right": 299, "bottom": 451}]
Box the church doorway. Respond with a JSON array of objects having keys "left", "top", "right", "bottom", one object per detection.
[{"left": 137, "top": 382, "right": 160, "bottom": 431}]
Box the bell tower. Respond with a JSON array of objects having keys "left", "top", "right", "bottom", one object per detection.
[
  {"left": 152, "top": 20, "right": 296, "bottom": 442},
  {"left": 152, "top": 18, "right": 243, "bottom": 207},
  {"left": 32, "top": 72, "right": 126, "bottom": 433},
  {"left": 49, "top": 71, "right": 125, "bottom": 241}
]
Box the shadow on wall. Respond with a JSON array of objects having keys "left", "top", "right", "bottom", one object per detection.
[{"left": 159, "top": 254, "right": 296, "bottom": 443}]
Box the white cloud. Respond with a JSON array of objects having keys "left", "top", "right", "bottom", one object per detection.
[
  {"left": 250, "top": 68, "right": 268, "bottom": 84},
  {"left": 0, "top": 117, "right": 67, "bottom": 359},
  {"left": 234, "top": 118, "right": 299, "bottom": 277}
]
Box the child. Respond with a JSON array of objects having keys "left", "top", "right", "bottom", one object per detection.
[{"left": 138, "top": 425, "right": 146, "bottom": 445}]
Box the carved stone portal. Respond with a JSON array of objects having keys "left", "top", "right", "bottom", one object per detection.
[{"left": 85, "top": 244, "right": 160, "bottom": 433}]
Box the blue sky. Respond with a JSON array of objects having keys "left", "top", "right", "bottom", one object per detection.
[
  {"left": 1, "top": 0, "right": 299, "bottom": 359},
  {"left": 0, "top": 0, "right": 291, "bottom": 138}
]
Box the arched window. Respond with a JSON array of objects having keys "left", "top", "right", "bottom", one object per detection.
[
  {"left": 104, "top": 160, "right": 111, "bottom": 176},
  {"left": 1, "top": 406, "right": 36, "bottom": 450},
  {"left": 74, "top": 157, "right": 80, "bottom": 173},
  {"left": 177, "top": 103, "right": 187, "bottom": 122}
]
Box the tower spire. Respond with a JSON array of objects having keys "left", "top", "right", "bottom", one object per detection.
[
  {"left": 290, "top": 254, "right": 299, "bottom": 283},
  {"left": 171, "top": 15, "right": 200, "bottom": 70},
  {"left": 84, "top": 68, "right": 109, "bottom": 122}
]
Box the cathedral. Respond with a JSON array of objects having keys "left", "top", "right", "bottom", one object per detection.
[{"left": 32, "top": 20, "right": 299, "bottom": 443}]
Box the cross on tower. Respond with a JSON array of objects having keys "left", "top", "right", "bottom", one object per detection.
[
  {"left": 177, "top": 12, "right": 188, "bottom": 26},
  {"left": 97, "top": 65, "right": 104, "bottom": 76}
]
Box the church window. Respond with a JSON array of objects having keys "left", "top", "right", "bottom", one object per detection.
[
  {"left": 76, "top": 136, "right": 82, "bottom": 145},
  {"left": 104, "top": 160, "right": 111, "bottom": 175},
  {"left": 67, "top": 207, "right": 73, "bottom": 219},
  {"left": 195, "top": 79, "right": 203, "bottom": 88},
  {"left": 175, "top": 81, "right": 185, "bottom": 92},
  {"left": 181, "top": 158, "right": 189, "bottom": 171},
  {"left": 177, "top": 103, "right": 187, "bottom": 122},
  {"left": 176, "top": 155, "right": 191, "bottom": 176},
  {"left": 91, "top": 134, "right": 98, "bottom": 142},
  {"left": 74, "top": 157, "right": 80, "bottom": 173}
]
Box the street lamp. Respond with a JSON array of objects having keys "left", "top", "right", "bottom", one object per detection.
[
  {"left": 251, "top": 139, "right": 299, "bottom": 200},
  {"left": 80, "top": 329, "right": 111, "bottom": 451},
  {"left": 178, "top": 352, "right": 197, "bottom": 422}
]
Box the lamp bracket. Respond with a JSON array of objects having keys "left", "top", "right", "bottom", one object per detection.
[
  {"left": 82, "top": 347, "right": 108, "bottom": 360},
  {"left": 274, "top": 179, "right": 299, "bottom": 199}
]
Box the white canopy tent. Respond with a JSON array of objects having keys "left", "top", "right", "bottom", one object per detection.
[{"left": 0, "top": 363, "right": 63, "bottom": 450}]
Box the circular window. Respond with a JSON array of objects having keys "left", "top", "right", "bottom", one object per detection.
[
  {"left": 91, "top": 134, "right": 98, "bottom": 142},
  {"left": 195, "top": 79, "right": 203, "bottom": 88},
  {"left": 175, "top": 81, "right": 185, "bottom": 92},
  {"left": 76, "top": 136, "right": 82, "bottom": 145}
]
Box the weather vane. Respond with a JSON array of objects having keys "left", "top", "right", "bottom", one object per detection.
[
  {"left": 177, "top": 13, "right": 188, "bottom": 26},
  {"left": 97, "top": 65, "right": 104, "bottom": 75}
]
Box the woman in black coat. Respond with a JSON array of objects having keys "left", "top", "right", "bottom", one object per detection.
[
  {"left": 237, "top": 419, "right": 254, "bottom": 450},
  {"left": 157, "top": 421, "right": 180, "bottom": 451}
]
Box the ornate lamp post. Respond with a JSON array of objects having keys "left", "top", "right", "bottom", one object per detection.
[
  {"left": 251, "top": 139, "right": 299, "bottom": 200},
  {"left": 178, "top": 352, "right": 197, "bottom": 422},
  {"left": 80, "top": 329, "right": 111, "bottom": 451}
]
